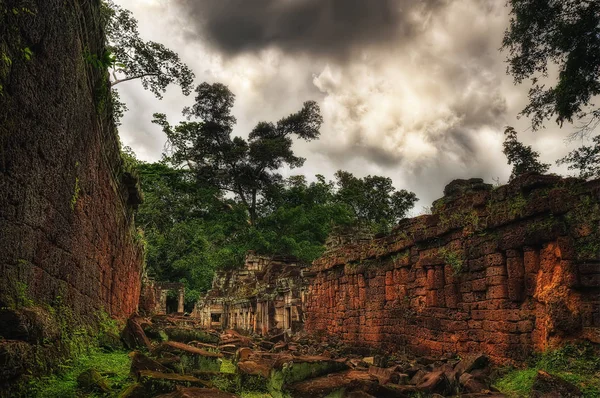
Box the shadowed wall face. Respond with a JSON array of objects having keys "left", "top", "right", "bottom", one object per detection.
[
  {"left": 0, "top": 0, "right": 144, "bottom": 321},
  {"left": 305, "top": 175, "right": 600, "bottom": 364}
]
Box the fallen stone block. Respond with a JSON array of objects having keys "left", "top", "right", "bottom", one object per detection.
[
  {"left": 156, "top": 386, "right": 239, "bottom": 398},
  {"left": 122, "top": 315, "right": 152, "bottom": 351},
  {"left": 165, "top": 327, "right": 219, "bottom": 344},
  {"left": 416, "top": 370, "right": 451, "bottom": 395},
  {"left": 130, "top": 351, "right": 172, "bottom": 377},
  {"left": 77, "top": 368, "right": 111, "bottom": 393},
  {"left": 269, "top": 355, "right": 349, "bottom": 396},
  {"left": 530, "top": 370, "right": 583, "bottom": 398},
  {"left": 235, "top": 347, "right": 252, "bottom": 362},
  {"left": 459, "top": 372, "right": 488, "bottom": 393},
  {"left": 153, "top": 341, "right": 222, "bottom": 373},
  {"left": 285, "top": 370, "right": 378, "bottom": 398},
  {"left": 138, "top": 370, "right": 210, "bottom": 394},
  {"left": 454, "top": 353, "right": 489, "bottom": 376},
  {"left": 0, "top": 340, "right": 34, "bottom": 381},
  {"left": 368, "top": 365, "right": 408, "bottom": 385}
]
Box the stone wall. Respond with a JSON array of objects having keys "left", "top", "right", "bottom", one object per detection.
[
  {"left": 0, "top": 0, "right": 144, "bottom": 321},
  {"left": 194, "top": 252, "right": 307, "bottom": 334},
  {"left": 305, "top": 174, "right": 600, "bottom": 364}
]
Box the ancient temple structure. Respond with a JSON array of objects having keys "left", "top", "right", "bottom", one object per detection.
[{"left": 193, "top": 252, "right": 308, "bottom": 334}]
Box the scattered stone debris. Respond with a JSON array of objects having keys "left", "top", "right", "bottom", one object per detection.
[
  {"left": 115, "top": 313, "right": 509, "bottom": 397},
  {"left": 76, "top": 368, "right": 111, "bottom": 393}
]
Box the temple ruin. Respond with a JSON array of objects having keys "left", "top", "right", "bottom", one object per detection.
[{"left": 193, "top": 252, "right": 308, "bottom": 335}]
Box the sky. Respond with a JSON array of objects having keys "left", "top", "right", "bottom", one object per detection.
[{"left": 114, "top": 0, "right": 589, "bottom": 211}]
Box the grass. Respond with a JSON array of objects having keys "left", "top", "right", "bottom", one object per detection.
[
  {"left": 220, "top": 358, "right": 236, "bottom": 374},
  {"left": 494, "top": 343, "right": 600, "bottom": 397},
  {"left": 32, "top": 349, "right": 133, "bottom": 398}
]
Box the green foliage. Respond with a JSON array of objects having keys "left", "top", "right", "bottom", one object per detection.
[
  {"left": 20, "top": 46, "right": 32, "bottom": 61},
  {"left": 32, "top": 350, "right": 133, "bottom": 398},
  {"left": 508, "top": 193, "right": 527, "bottom": 218},
  {"left": 502, "top": 1, "right": 600, "bottom": 133},
  {"left": 137, "top": 84, "right": 415, "bottom": 293},
  {"left": 102, "top": 0, "right": 194, "bottom": 99},
  {"left": 155, "top": 82, "right": 323, "bottom": 226},
  {"left": 1, "top": 52, "right": 11, "bottom": 68},
  {"left": 439, "top": 248, "right": 464, "bottom": 276},
  {"left": 502, "top": 127, "right": 550, "bottom": 181},
  {"left": 557, "top": 134, "right": 600, "bottom": 179},
  {"left": 84, "top": 49, "right": 118, "bottom": 70},
  {"left": 15, "top": 280, "right": 33, "bottom": 307},
  {"left": 495, "top": 343, "right": 600, "bottom": 397},
  {"left": 333, "top": 171, "right": 418, "bottom": 234}
]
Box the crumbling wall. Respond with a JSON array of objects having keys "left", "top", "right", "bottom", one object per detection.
[
  {"left": 305, "top": 174, "right": 600, "bottom": 364},
  {"left": 0, "top": 1, "right": 144, "bottom": 322}
]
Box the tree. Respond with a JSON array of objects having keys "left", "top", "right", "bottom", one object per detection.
[
  {"left": 153, "top": 82, "right": 323, "bottom": 226},
  {"left": 102, "top": 0, "right": 195, "bottom": 99},
  {"left": 557, "top": 135, "right": 600, "bottom": 179},
  {"left": 503, "top": 126, "right": 550, "bottom": 180},
  {"left": 135, "top": 161, "right": 250, "bottom": 306},
  {"left": 256, "top": 175, "right": 354, "bottom": 261},
  {"left": 334, "top": 171, "right": 418, "bottom": 233},
  {"left": 502, "top": 0, "right": 600, "bottom": 134}
]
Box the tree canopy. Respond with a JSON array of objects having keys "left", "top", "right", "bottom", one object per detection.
[
  {"left": 132, "top": 81, "right": 418, "bottom": 295},
  {"left": 102, "top": 0, "right": 195, "bottom": 99},
  {"left": 153, "top": 82, "right": 323, "bottom": 226},
  {"left": 557, "top": 135, "right": 600, "bottom": 179},
  {"left": 502, "top": 0, "right": 600, "bottom": 134}
]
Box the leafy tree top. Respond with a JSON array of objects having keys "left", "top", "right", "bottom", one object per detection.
[
  {"left": 503, "top": 126, "right": 550, "bottom": 180},
  {"left": 502, "top": 0, "right": 600, "bottom": 134},
  {"left": 153, "top": 82, "right": 323, "bottom": 225},
  {"left": 102, "top": 0, "right": 195, "bottom": 99}
]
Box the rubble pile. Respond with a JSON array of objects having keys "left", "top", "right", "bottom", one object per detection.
[{"left": 107, "top": 313, "right": 556, "bottom": 398}]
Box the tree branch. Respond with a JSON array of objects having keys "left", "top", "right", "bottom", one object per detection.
[{"left": 111, "top": 73, "right": 161, "bottom": 86}]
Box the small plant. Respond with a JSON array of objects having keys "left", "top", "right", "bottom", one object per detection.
[
  {"left": 21, "top": 47, "right": 33, "bottom": 61},
  {"left": 1, "top": 52, "right": 11, "bottom": 68},
  {"left": 15, "top": 280, "right": 34, "bottom": 307},
  {"left": 494, "top": 343, "right": 600, "bottom": 397},
  {"left": 84, "top": 49, "right": 120, "bottom": 70},
  {"left": 439, "top": 247, "right": 464, "bottom": 276},
  {"left": 508, "top": 193, "right": 527, "bottom": 218}
]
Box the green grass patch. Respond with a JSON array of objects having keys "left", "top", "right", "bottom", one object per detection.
[
  {"left": 494, "top": 343, "right": 600, "bottom": 397},
  {"left": 220, "top": 358, "right": 236, "bottom": 374},
  {"left": 240, "top": 393, "right": 272, "bottom": 398},
  {"left": 32, "top": 349, "right": 133, "bottom": 398}
]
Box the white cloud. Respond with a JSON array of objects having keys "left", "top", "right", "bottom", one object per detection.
[{"left": 113, "top": 0, "right": 588, "bottom": 207}]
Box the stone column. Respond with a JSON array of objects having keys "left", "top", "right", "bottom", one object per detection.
[{"left": 177, "top": 288, "right": 185, "bottom": 313}]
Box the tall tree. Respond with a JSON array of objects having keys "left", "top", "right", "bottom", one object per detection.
[
  {"left": 503, "top": 126, "right": 550, "bottom": 180},
  {"left": 502, "top": 0, "right": 600, "bottom": 134},
  {"left": 153, "top": 82, "right": 323, "bottom": 226}
]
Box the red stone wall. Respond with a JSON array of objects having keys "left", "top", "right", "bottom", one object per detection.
[
  {"left": 305, "top": 175, "right": 600, "bottom": 364},
  {"left": 0, "top": 1, "right": 144, "bottom": 321}
]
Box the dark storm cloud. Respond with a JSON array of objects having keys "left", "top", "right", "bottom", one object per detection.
[{"left": 175, "top": 0, "right": 448, "bottom": 58}]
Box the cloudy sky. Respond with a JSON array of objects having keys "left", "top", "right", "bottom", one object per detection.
[{"left": 114, "top": 0, "right": 588, "bottom": 210}]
